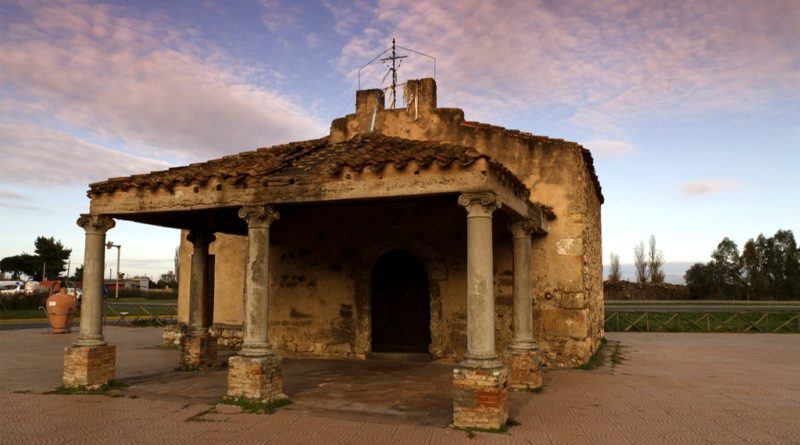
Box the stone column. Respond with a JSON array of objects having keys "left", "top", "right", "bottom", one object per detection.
[
  {"left": 502, "top": 219, "right": 543, "bottom": 390},
  {"left": 63, "top": 214, "right": 116, "bottom": 389},
  {"left": 227, "top": 205, "right": 286, "bottom": 402},
  {"left": 179, "top": 230, "right": 217, "bottom": 368},
  {"left": 453, "top": 192, "right": 508, "bottom": 430}
]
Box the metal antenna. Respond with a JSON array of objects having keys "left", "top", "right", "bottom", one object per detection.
[
  {"left": 356, "top": 39, "right": 436, "bottom": 108},
  {"left": 380, "top": 38, "right": 407, "bottom": 109}
]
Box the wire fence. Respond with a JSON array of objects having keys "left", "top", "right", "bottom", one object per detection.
[
  {"left": 104, "top": 302, "right": 177, "bottom": 327},
  {"left": 605, "top": 311, "right": 800, "bottom": 333}
]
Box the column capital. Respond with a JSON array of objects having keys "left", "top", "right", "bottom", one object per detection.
[
  {"left": 186, "top": 230, "right": 216, "bottom": 247},
  {"left": 508, "top": 219, "right": 535, "bottom": 238},
  {"left": 76, "top": 214, "right": 115, "bottom": 234},
  {"left": 458, "top": 192, "right": 500, "bottom": 217},
  {"left": 238, "top": 205, "right": 280, "bottom": 228}
]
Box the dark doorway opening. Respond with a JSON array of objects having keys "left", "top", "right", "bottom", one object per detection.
[{"left": 370, "top": 250, "right": 431, "bottom": 353}]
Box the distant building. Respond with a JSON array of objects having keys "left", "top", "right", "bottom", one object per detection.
[{"left": 104, "top": 276, "right": 149, "bottom": 290}]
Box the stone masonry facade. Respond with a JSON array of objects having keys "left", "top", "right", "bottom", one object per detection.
[
  {"left": 502, "top": 349, "right": 542, "bottom": 390},
  {"left": 452, "top": 366, "right": 509, "bottom": 429},
  {"left": 227, "top": 355, "right": 286, "bottom": 402},
  {"left": 179, "top": 334, "right": 217, "bottom": 368},
  {"left": 63, "top": 345, "right": 116, "bottom": 389}
]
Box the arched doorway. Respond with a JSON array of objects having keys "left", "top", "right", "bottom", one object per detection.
[{"left": 370, "top": 250, "right": 431, "bottom": 353}]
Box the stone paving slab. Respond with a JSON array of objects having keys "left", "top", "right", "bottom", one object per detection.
[{"left": 0, "top": 327, "right": 798, "bottom": 444}]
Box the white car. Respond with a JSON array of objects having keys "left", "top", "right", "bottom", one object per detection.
[{"left": 0, "top": 282, "right": 24, "bottom": 295}]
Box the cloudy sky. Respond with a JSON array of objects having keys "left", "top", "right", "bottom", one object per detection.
[{"left": 1, "top": 0, "right": 798, "bottom": 282}]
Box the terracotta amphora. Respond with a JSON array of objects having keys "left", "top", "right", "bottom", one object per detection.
[{"left": 45, "top": 288, "right": 77, "bottom": 334}]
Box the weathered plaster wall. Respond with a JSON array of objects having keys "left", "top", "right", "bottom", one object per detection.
[
  {"left": 328, "top": 79, "right": 604, "bottom": 367},
  {"left": 210, "top": 234, "right": 246, "bottom": 325},
  {"left": 178, "top": 198, "right": 527, "bottom": 363}
]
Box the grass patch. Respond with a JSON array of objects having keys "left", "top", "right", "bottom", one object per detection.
[
  {"left": 577, "top": 338, "right": 608, "bottom": 370},
  {"left": 216, "top": 397, "right": 292, "bottom": 414},
  {"left": 48, "top": 379, "right": 129, "bottom": 396},
  {"left": 175, "top": 364, "right": 199, "bottom": 372},
  {"left": 0, "top": 309, "right": 48, "bottom": 320},
  {"left": 454, "top": 424, "right": 509, "bottom": 436},
  {"left": 610, "top": 343, "right": 623, "bottom": 365}
]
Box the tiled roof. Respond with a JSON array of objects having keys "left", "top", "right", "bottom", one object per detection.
[
  {"left": 461, "top": 121, "right": 604, "bottom": 204},
  {"left": 89, "top": 133, "right": 529, "bottom": 198}
]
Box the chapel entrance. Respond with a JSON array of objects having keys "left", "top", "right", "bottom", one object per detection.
[{"left": 370, "top": 250, "right": 431, "bottom": 354}]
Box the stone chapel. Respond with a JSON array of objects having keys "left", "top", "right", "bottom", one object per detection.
[{"left": 65, "top": 78, "right": 604, "bottom": 429}]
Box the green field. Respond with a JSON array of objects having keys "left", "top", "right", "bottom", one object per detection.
[{"left": 0, "top": 303, "right": 177, "bottom": 321}]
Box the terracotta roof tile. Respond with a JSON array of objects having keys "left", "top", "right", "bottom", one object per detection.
[{"left": 88, "top": 134, "right": 529, "bottom": 199}]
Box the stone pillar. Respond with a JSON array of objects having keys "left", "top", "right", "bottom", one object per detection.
[
  {"left": 179, "top": 230, "right": 217, "bottom": 368},
  {"left": 64, "top": 214, "right": 116, "bottom": 389},
  {"left": 502, "top": 219, "right": 543, "bottom": 390},
  {"left": 453, "top": 193, "right": 508, "bottom": 429},
  {"left": 227, "top": 205, "right": 286, "bottom": 402}
]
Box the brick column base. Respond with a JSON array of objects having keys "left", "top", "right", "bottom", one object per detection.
[
  {"left": 452, "top": 366, "right": 509, "bottom": 430},
  {"left": 227, "top": 355, "right": 287, "bottom": 402},
  {"left": 502, "top": 348, "right": 543, "bottom": 390},
  {"left": 179, "top": 334, "right": 217, "bottom": 368},
  {"left": 63, "top": 345, "right": 116, "bottom": 389}
]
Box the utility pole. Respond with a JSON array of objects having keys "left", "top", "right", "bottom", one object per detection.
[
  {"left": 380, "top": 38, "right": 407, "bottom": 109},
  {"left": 106, "top": 241, "right": 121, "bottom": 300}
]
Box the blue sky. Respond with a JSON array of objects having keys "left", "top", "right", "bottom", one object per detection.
[{"left": 1, "top": 0, "right": 798, "bottom": 282}]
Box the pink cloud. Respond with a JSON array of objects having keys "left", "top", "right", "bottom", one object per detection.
[
  {"left": 0, "top": 123, "right": 171, "bottom": 187},
  {"left": 338, "top": 0, "right": 800, "bottom": 134},
  {"left": 0, "top": 0, "right": 327, "bottom": 163},
  {"left": 680, "top": 180, "right": 739, "bottom": 196}
]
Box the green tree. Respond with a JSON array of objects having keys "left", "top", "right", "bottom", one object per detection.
[
  {"left": 709, "top": 237, "right": 743, "bottom": 299},
  {"left": 70, "top": 265, "right": 84, "bottom": 282},
  {"left": 742, "top": 236, "right": 768, "bottom": 299},
  {"left": 0, "top": 253, "right": 39, "bottom": 279},
  {"left": 684, "top": 262, "right": 715, "bottom": 299},
  {"left": 156, "top": 270, "right": 177, "bottom": 289},
  {"left": 34, "top": 236, "right": 72, "bottom": 280},
  {"left": 769, "top": 230, "right": 800, "bottom": 298}
]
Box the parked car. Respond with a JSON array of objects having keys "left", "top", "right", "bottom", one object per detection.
[{"left": 0, "top": 282, "right": 24, "bottom": 295}]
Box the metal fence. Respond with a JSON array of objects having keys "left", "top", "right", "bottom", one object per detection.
[
  {"left": 104, "top": 302, "right": 177, "bottom": 326},
  {"left": 605, "top": 311, "right": 800, "bottom": 333}
]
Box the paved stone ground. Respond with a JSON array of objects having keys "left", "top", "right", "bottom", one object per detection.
[{"left": 0, "top": 327, "right": 798, "bottom": 444}]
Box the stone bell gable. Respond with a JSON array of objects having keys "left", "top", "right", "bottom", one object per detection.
[{"left": 330, "top": 78, "right": 604, "bottom": 367}]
